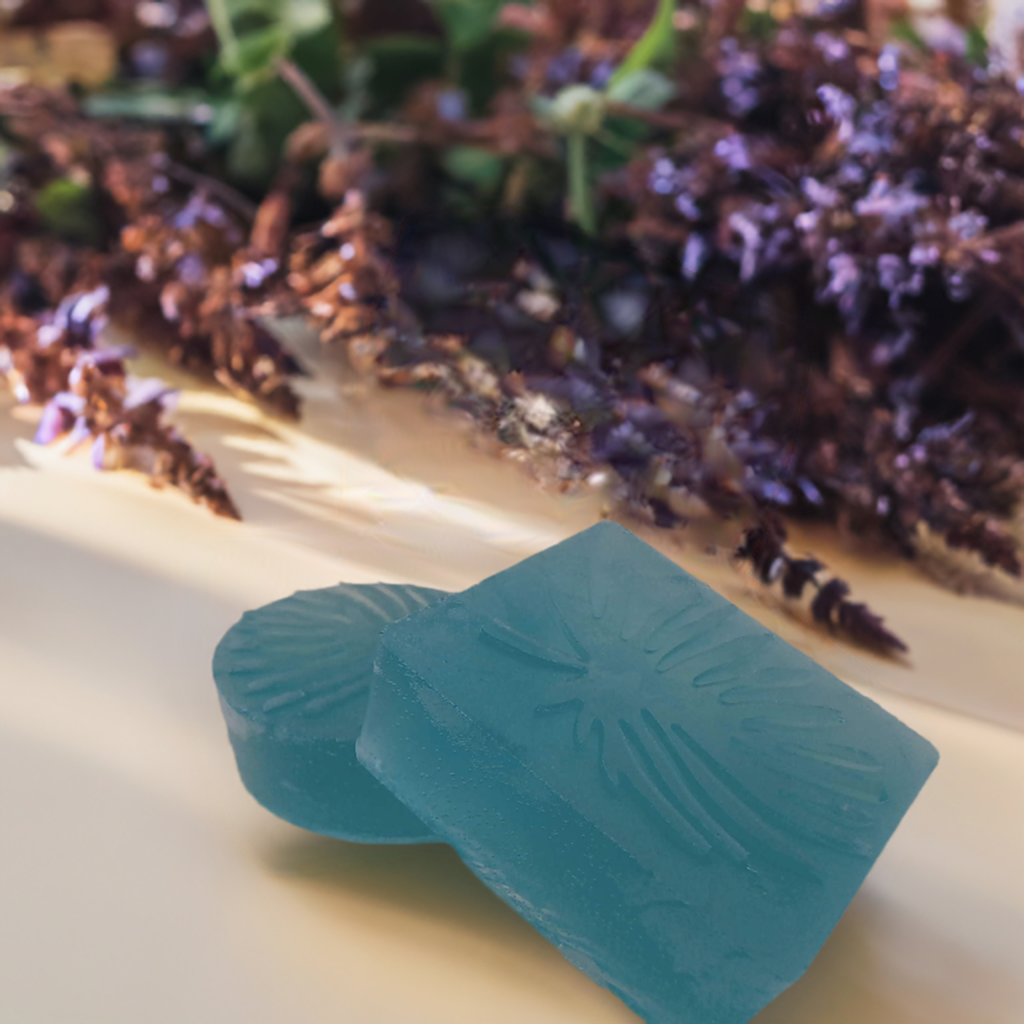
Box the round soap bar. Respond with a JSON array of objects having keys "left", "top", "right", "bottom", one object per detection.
[{"left": 213, "top": 583, "right": 446, "bottom": 843}]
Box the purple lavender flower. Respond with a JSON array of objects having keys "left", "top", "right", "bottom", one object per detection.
[
  {"left": 69, "top": 285, "right": 109, "bottom": 325},
  {"left": 854, "top": 178, "right": 927, "bottom": 225},
  {"left": 125, "top": 377, "right": 177, "bottom": 410},
  {"left": 67, "top": 345, "right": 134, "bottom": 387},
  {"left": 34, "top": 392, "right": 86, "bottom": 444},
  {"left": 90, "top": 433, "right": 107, "bottom": 470},
  {"left": 714, "top": 135, "right": 751, "bottom": 171},
  {"left": 35, "top": 402, "right": 72, "bottom": 445},
  {"left": 817, "top": 85, "right": 855, "bottom": 144},
  {"left": 436, "top": 89, "right": 467, "bottom": 122},
  {"left": 65, "top": 416, "right": 92, "bottom": 450},
  {"left": 682, "top": 234, "right": 708, "bottom": 281},
  {"left": 88, "top": 344, "right": 137, "bottom": 364}
]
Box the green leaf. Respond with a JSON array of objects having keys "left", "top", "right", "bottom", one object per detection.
[
  {"left": 232, "top": 25, "right": 291, "bottom": 83},
  {"left": 965, "top": 24, "right": 987, "bottom": 66},
  {"left": 206, "top": 0, "right": 241, "bottom": 67},
  {"left": 529, "top": 94, "right": 554, "bottom": 121},
  {"left": 591, "top": 121, "right": 645, "bottom": 175},
  {"left": 205, "top": 7, "right": 340, "bottom": 188},
  {"left": 429, "top": 0, "right": 504, "bottom": 52},
  {"left": 443, "top": 145, "right": 505, "bottom": 194},
  {"left": 34, "top": 179, "right": 100, "bottom": 244},
  {"left": 740, "top": 7, "right": 778, "bottom": 43},
  {"left": 280, "top": 0, "right": 332, "bottom": 36},
  {"left": 362, "top": 35, "right": 445, "bottom": 116},
  {"left": 289, "top": 23, "right": 345, "bottom": 101},
  {"left": 609, "top": 0, "right": 677, "bottom": 87},
  {"left": 219, "top": 0, "right": 331, "bottom": 38},
  {"left": 84, "top": 88, "right": 221, "bottom": 124},
  {"left": 226, "top": 105, "right": 273, "bottom": 184},
  {"left": 205, "top": 98, "right": 243, "bottom": 145},
  {"left": 605, "top": 68, "right": 676, "bottom": 111},
  {"left": 339, "top": 55, "right": 373, "bottom": 123},
  {"left": 459, "top": 26, "right": 530, "bottom": 115},
  {"left": 209, "top": 0, "right": 333, "bottom": 78},
  {"left": 0, "top": 140, "right": 13, "bottom": 187},
  {"left": 889, "top": 18, "right": 928, "bottom": 52}
]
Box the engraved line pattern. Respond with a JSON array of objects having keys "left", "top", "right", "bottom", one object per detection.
[
  {"left": 216, "top": 583, "right": 439, "bottom": 724},
  {"left": 480, "top": 618, "right": 587, "bottom": 674},
  {"left": 664, "top": 718, "right": 832, "bottom": 871},
  {"left": 476, "top": 542, "right": 884, "bottom": 865}
]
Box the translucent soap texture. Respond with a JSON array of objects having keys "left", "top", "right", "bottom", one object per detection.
[
  {"left": 213, "top": 583, "right": 443, "bottom": 843},
  {"left": 359, "top": 522, "right": 939, "bottom": 1024}
]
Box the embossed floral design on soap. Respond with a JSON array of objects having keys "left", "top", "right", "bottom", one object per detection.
[
  {"left": 359, "top": 522, "right": 938, "bottom": 1024},
  {"left": 214, "top": 583, "right": 443, "bottom": 843}
]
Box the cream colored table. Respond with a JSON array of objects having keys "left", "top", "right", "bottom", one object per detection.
[{"left": 2, "top": 333, "right": 1022, "bottom": 1024}]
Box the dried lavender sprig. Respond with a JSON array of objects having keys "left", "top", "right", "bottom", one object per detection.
[
  {"left": 736, "top": 515, "right": 908, "bottom": 655},
  {"left": 1, "top": 277, "right": 241, "bottom": 520}
]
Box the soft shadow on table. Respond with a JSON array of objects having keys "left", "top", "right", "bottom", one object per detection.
[
  {"left": 174, "top": 402, "right": 553, "bottom": 589},
  {"left": 174, "top": 406, "right": 473, "bottom": 586},
  {"left": 167, "top": 407, "right": 379, "bottom": 531},
  {"left": 264, "top": 834, "right": 548, "bottom": 955},
  {"left": 754, "top": 891, "right": 1012, "bottom": 1024},
  {"left": 264, "top": 833, "right": 1012, "bottom": 1024}
]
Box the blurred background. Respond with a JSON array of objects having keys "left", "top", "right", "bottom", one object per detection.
[{"left": 1, "top": 3, "right": 1023, "bottom": 1023}]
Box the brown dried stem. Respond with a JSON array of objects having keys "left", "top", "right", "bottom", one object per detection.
[{"left": 155, "top": 156, "right": 258, "bottom": 220}]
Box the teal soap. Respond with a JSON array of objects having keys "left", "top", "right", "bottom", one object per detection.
[
  {"left": 358, "top": 522, "right": 939, "bottom": 1024},
  {"left": 213, "top": 583, "right": 443, "bottom": 843}
]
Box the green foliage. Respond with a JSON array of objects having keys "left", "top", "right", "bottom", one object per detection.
[
  {"left": 889, "top": 18, "right": 928, "bottom": 52},
  {"left": 530, "top": 2, "right": 679, "bottom": 234},
  {"left": 965, "top": 24, "right": 988, "bottom": 67},
  {"left": 548, "top": 85, "right": 607, "bottom": 135},
  {"left": 534, "top": 87, "right": 604, "bottom": 235},
  {"left": 205, "top": 97, "right": 244, "bottom": 146},
  {"left": 599, "top": 72, "right": 674, "bottom": 172},
  {"left": 338, "top": 55, "right": 373, "bottom": 123},
  {"left": 34, "top": 178, "right": 100, "bottom": 243},
  {"left": 739, "top": 7, "right": 777, "bottom": 43},
  {"left": 609, "top": 0, "right": 677, "bottom": 87},
  {"left": 566, "top": 132, "right": 595, "bottom": 236},
  {"left": 225, "top": 101, "right": 274, "bottom": 182},
  {"left": 458, "top": 27, "right": 530, "bottom": 115},
  {"left": 84, "top": 87, "right": 224, "bottom": 124},
  {"left": 426, "top": 1, "right": 531, "bottom": 117},
  {"left": 360, "top": 35, "right": 446, "bottom": 116},
  {"left": 539, "top": 68, "right": 676, "bottom": 235},
  {"left": 0, "top": 140, "right": 12, "bottom": 186},
  {"left": 443, "top": 145, "right": 506, "bottom": 196},
  {"left": 208, "top": 0, "right": 334, "bottom": 85},
  {"left": 429, "top": 0, "right": 505, "bottom": 53},
  {"left": 129, "top": 0, "right": 684, "bottom": 208},
  {"left": 606, "top": 69, "right": 676, "bottom": 111},
  {"left": 203, "top": 0, "right": 342, "bottom": 187},
  {"left": 229, "top": 26, "right": 289, "bottom": 84}
]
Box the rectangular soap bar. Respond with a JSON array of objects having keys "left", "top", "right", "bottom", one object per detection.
[{"left": 357, "top": 522, "right": 938, "bottom": 1024}]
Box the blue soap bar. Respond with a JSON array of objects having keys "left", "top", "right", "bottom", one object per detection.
[
  {"left": 358, "top": 522, "right": 939, "bottom": 1023},
  {"left": 213, "top": 583, "right": 443, "bottom": 843}
]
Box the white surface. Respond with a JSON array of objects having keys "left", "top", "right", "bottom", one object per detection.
[{"left": 1, "top": 337, "right": 1023, "bottom": 1024}]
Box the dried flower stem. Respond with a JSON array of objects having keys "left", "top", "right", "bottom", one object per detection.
[
  {"left": 736, "top": 516, "right": 908, "bottom": 655},
  {"left": 605, "top": 102, "right": 690, "bottom": 131},
  {"left": 155, "top": 157, "right": 257, "bottom": 220},
  {"left": 277, "top": 58, "right": 351, "bottom": 156},
  {"left": 567, "top": 132, "right": 596, "bottom": 235}
]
